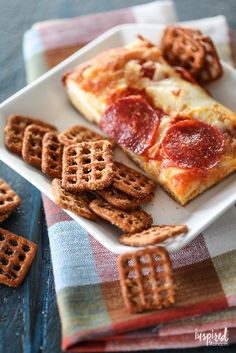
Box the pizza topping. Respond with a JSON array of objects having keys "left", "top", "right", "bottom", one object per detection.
[
  {"left": 162, "top": 120, "right": 225, "bottom": 169},
  {"left": 141, "top": 65, "right": 156, "bottom": 79},
  {"left": 106, "top": 87, "right": 154, "bottom": 107},
  {"left": 100, "top": 95, "right": 161, "bottom": 155},
  {"left": 140, "top": 61, "right": 156, "bottom": 79},
  {"left": 172, "top": 88, "right": 182, "bottom": 96},
  {"left": 174, "top": 66, "right": 197, "bottom": 84},
  {"left": 174, "top": 66, "right": 211, "bottom": 96}
]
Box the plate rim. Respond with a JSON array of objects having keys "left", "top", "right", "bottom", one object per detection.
[{"left": 0, "top": 23, "right": 236, "bottom": 254}]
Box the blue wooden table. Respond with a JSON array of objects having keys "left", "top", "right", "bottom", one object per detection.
[{"left": 0, "top": 1, "right": 236, "bottom": 352}]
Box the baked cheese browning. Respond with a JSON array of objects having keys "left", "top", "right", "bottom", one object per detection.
[
  {"left": 63, "top": 37, "right": 236, "bottom": 205},
  {"left": 63, "top": 39, "right": 164, "bottom": 97}
]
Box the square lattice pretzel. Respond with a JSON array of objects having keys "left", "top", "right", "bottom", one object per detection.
[
  {"left": 4, "top": 114, "right": 56, "bottom": 155},
  {"left": 42, "top": 132, "right": 63, "bottom": 178},
  {"left": 58, "top": 125, "right": 113, "bottom": 147},
  {"left": 113, "top": 162, "right": 156, "bottom": 198},
  {"left": 22, "top": 124, "right": 56, "bottom": 168},
  {"left": 161, "top": 27, "right": 205, "bottom": 75},
  {"left": 0, "top": 179, "right": 21, "bottom": 215},
  {"left": 89, "top": 199, "right": 153, "bottom": 233},
  {"left": 0, "top": 228, "right": 37, "bottom": 287},
  {"left": 161, "top": 26, "right": 222, "bottom": 82},
  {"left": 52, "top": 178, "right": 97, "bottom": 221},
  {"left": 118, "top": 247, "right": 175, "bottom": 313},
  {"left": 62, "top": 140, "right": 114, "bottom": 192}
]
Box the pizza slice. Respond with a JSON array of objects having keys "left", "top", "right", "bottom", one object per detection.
[{"left": 63, "top": 36, "right": 236, "bottom": 205}]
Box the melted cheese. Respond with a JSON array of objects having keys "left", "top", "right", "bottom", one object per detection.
[
  {"left": 64, "top": 38, "right": 236, "bottom": 205},
  {"left": 148, "top": 78, "right": 211, "bottom": 114}
]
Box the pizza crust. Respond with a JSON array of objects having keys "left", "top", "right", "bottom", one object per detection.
[{"left": 63, "top": 38, "right": 236, "bottom": 205}]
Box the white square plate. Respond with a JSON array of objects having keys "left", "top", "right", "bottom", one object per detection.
[{"left": 1, "top": 24, "right": 236, "bottom": 254}]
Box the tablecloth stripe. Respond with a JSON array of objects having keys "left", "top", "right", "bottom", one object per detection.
[{"left": 24, "top": 1, "right": 236, "bottom": 350}]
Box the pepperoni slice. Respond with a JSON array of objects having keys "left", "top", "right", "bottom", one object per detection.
[
  {"left": 162, "top": 120, "right": 224, "bottom": 169},
  {"left": 100, "top": 95, "right": 161, "bottom": 155}
]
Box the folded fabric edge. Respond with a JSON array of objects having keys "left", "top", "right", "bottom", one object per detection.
[
  {"left": 62, "top": 327, "right": 236, "bottom": 352},
  {"left": 23, "top": 15, "right": 234, "bottom": 68},
  {"left": 60, "top": 296, "right": 230, "bottom": 350},
  {"left": 31, "top": 1, "right": 177, "bottom": 29},
  {"left": 23, "top": 29, "right": 48, "bottom": 82}
]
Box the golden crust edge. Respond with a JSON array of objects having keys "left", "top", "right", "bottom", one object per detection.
[{"left": 65, "top": 79, "right": 236, "bottom": 206}]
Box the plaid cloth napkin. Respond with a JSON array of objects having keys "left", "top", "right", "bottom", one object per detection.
[{"left": 23, "top": 1, "right": 236, "bottom": 351}]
